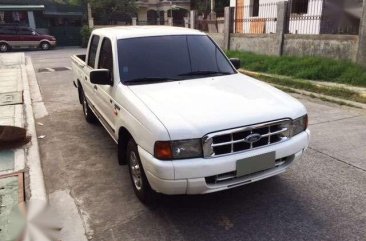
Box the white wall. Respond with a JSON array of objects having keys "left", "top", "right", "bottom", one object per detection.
[{"left": 234, "top": 0, "right": 324, "bottom": 34}]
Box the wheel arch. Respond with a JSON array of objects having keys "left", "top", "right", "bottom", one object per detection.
[
  {"left": 0, "top": 41, "right": 10, "bottom": 49},
  {"left": 77, "top": 79, "right": 83, "bottom": 104},
  {"left": 118, "top": 126, "right": 134, "bottom": 165}
]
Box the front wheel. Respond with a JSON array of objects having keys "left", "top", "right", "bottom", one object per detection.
[
  {"left": 127, "top": 139, "right": 157, "bottom": 205},
  {"left": 40, "top": 42, "right": 50, "bottom": 50}
]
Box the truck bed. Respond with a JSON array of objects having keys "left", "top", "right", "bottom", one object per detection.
[{"left": 71, "top": 54, "right": 87, "bottom": 89}]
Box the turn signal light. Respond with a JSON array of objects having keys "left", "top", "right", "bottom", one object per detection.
[{"left": 154, "top": 141, "right": 173, "bottom": 160}]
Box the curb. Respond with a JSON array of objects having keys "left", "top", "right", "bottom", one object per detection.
[
  {"left": 240, "top": 69, "right": 366, "bottom": 110},
  {"left": 22, "top": 55, "right": 47, "bottom": 202}
]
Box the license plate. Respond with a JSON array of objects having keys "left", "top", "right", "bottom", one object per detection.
[{"left": 236, "top": 152, "right": 276, "bottom": 177}]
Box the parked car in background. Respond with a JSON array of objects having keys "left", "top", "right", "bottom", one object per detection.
[
  {"left": 71, "top": 26, "right": 310, "bottom": 204},
  {"left": 0, "top": 24, "right": 56, "bottom": 52}
]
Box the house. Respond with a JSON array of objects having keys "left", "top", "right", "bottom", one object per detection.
[
  {"left": 230, "top": 0, "right": 363, "bottom": 34},
  {"left": 0, "top": 0, "right": 84, "bottom": 46},
  {"left": 136, "top": 0, "right": 191, "bottom": 26}
]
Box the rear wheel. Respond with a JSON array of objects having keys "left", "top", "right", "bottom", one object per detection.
[
  {"left": 127, "top": 139, "right": 157, "bottom": 205},
  {"left": 0, "top": 43, "right": 9, "bottom": 52},
  {"left": 40, "top": 42, "right": 50, "bottom": 50},
  {"left": 81, "top": 88, "right": 97, "bottom": 123}
]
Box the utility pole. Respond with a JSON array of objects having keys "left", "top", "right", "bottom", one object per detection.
[{"left": 209, "top": 0, "right": 216, "bottom": 20}]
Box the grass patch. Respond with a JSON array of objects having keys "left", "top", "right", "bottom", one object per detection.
[
  {"left": 276, "top": 85, "right": 360, "bottom": 108},
  {"left": 227, "top": 51, "right": 366, "bottom": 87},
  {"left": 246, "top": 72, "right": 366, "bottom": 104}
]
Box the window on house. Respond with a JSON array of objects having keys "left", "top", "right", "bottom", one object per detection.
[
  {"left": 251, "top": 0, "right": 260, "bottom": 17},
  {"left": 291, "top": 0, "right": 309, "bottom": 14}
]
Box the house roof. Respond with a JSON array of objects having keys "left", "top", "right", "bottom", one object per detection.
[
  {"left": 0, "top": 0, "right": 84, "bottom": 14},
  {"left": 0, "top": 5, "right": 45, "bottom": 11}
]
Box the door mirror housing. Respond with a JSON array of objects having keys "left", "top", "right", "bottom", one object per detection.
[
  {"left": 230, "top": 58, "right": 241, "bottom": 69},
  {"left": 90, "top": 69, "right": 112, "bottom": 85}
]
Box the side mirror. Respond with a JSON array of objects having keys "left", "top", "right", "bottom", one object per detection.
[
  {"left": 90, "top": 69, "right": 112, "bottom": 85},
  {"left": 230, "top": 58, "right": 241, "bottom": 70}
]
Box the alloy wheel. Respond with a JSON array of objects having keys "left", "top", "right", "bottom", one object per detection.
[{"left": 129, "top": 151, "right": 142, "bottom": 191}]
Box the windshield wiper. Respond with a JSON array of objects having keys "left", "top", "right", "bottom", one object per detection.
[
  {"left": 125, "top": 77, "right": 181, "bottom": 85},
  {"left": 178, "top": 71, "right": 232, "bottom": 77}
]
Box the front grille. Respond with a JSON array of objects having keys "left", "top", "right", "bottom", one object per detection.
[{"left": 202, "top": 119, "right": 291, "bottom": 158}]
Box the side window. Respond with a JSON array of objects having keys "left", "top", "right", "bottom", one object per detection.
[
  {"left": 87, "top": 35, "right": 100, "bottom": 67},
  {"left": 0, "top": 27, "right": 16, "bottom": 35},
  {"left": 17, "top": 27, "right": 33, "bottom": 35},
  {"left": 98, "top": 38, "right": 113, "bottom": 73}
]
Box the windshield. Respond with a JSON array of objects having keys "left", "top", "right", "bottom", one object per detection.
[{"left": 117, "top": 35, "right": 236, "bottom": 84}]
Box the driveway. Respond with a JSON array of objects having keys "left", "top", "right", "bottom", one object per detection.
[{"left": 27, "top": 48, "right": 366, "bottom": 241}]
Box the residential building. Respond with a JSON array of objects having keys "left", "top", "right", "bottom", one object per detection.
[
  {"left": 0, "top": 0, "right": 84, "bottom": 46},
  {"left": 230, "top": 0, "right": 362, "bottom": 34},
  {"left": 136, "top": 0, "right": 191, "bottom": 25}
]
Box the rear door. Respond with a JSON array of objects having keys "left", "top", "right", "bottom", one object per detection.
[{"left": 0, "top": 27, "right": 17, "bottom": 48}]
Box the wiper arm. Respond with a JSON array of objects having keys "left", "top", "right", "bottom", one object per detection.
[
  {"left": 125, "top": 77, "right": 180, "bottom": 85},
  {"left": 178, "top": 71, "right": 232, "bottom": 77}
]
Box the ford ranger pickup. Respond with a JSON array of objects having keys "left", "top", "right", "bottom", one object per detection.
[{"left": 71, "top": 26, "right": 310, "bottom": 203}]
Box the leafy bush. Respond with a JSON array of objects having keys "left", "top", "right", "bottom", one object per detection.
[
  {"left": 226, "top": 51, "right": 366, "bottom": 87},
  {"left": 80, "top": 25, "right": 92, "bottom": 48}
]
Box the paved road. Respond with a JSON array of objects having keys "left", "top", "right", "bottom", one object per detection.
[{"left": 27, "top": 48, "right": 366, "bottom": 241}]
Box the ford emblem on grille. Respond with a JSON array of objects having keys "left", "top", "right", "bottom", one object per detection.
[{"left": 245, "top": 133, "right": 262, "bottom": 143}]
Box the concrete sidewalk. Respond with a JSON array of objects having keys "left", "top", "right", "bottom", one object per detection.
[{"left": 0, "top": 53, "right": 46, "bottom": 241}]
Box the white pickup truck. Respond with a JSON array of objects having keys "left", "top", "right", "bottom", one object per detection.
[{"left": 71, "top": 26, "right": 310, "bottom": 203}]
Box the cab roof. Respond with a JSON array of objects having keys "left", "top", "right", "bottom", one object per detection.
[{"left": 92, "top": 26, "right": 206, "bottom": 40}]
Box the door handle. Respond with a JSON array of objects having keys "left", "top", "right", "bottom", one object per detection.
[
  {"left": 84, "top": 76, "right": 87, "bottom": 81},
  {"left": 94, "top": 85, "right": 98, "bottom": 90}
]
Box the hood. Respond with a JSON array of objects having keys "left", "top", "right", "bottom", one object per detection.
[{"left": 128, "top": 73, "right": 307, "bottom": 140}]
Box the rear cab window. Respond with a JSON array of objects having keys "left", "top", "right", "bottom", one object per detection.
[{"left": 87, "top": 35, "right": 100, "bottom": 68}]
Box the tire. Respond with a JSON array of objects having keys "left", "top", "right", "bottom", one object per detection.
[
  {"left": 40, "top": 42, "right": 50, "bottom": 50},
  {"left": 81, "top": 88, "right": 98, "bottom": 124},
  {"left": 127, "top": 139, "right": 157, "bottom": 205},
  {"left": 0, "top": 43, "right": 9, "bottom": 52}
]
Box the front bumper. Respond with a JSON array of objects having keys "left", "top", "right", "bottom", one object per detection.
[
  {"left": 49, "top": 40, "right": 57, "bottom": 47},
  {"left": 139, "top": 130, "right": 310, "bottom": 195}
]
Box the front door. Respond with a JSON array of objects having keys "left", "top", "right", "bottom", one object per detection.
[
  {"left": 16, "top": 27, "right": 38, "bottom": 48},
  {"left": 95, "top": 37, "right": 116, "bottom": 134}
]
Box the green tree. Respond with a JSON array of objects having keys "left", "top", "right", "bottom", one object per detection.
[
  {"left": 192, "top": 0, "right": 230, "bottom": 16},
  {"left": 69, "top": 0, "right": 137, "bottom": 24}
]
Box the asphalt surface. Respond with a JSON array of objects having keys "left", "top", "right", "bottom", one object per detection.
[{"left": 26, "top": 48, "right": 366, "bottom": 241}]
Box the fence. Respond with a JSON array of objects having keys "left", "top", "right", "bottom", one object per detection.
[
  {"left": 235, "top": 2, "right": 278, "bottom": 34},
  {"left": 232, "top": 0, "right": 360, "bottom": 35},
  {"left": 196, "top": 17, "right": 225, "bottom": 33}
]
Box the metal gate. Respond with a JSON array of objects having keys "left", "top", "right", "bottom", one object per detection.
[{"left": 49, "top": 26, "right": 81, "bottom": 46}]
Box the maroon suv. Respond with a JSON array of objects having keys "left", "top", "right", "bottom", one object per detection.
[{"left": 0, "top": 25, "right": 56, "bottom": 52}]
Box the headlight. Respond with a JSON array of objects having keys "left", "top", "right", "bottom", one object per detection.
[
  {"left": 154, "top": 139, "right": 203, "bottom": 160},
  {"left": 291, "top": 114, "right": 308, "bottom": 136}
]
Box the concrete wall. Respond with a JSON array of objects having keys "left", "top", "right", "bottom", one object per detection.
[
  {"left": 229, "top": 33, "right": 281, "bottom": 56},
  {"left": 208, "top": 33, "right": 225, "bottom": 49},
  {"left": 214, "top": 32, "right": 358, "bottom": 62},
  {"left": 283, "top": 34, "right": 359, "bottom": 61}
]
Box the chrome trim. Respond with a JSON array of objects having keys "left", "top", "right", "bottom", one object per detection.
[{"left": 202, "top": 119, "right": 292, "bottom": 158}]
